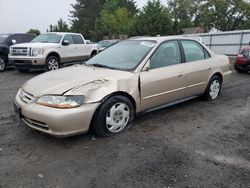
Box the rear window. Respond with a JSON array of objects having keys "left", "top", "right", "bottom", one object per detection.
[
  {"left": 72, "top": 35, "right": 84, "bottom": 44},
  {"left": 181, "top": 40, "right": 210, "bottom": 62}
]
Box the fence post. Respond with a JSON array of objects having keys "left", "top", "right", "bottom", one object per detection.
[
  {"left": 239, "top": 32, "right": 244, "bottom": 53},
  {"left": 209, "top": 35, "right": 213, "bottom": 49}
]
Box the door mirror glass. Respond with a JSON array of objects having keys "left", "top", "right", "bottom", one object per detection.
[{"left": 62, "top": 40, "right": 70, "bottom": 46}]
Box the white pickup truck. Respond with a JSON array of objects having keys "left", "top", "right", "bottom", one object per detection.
[{"left": 9, "top": 32, "right": 100, "bottom": 72}]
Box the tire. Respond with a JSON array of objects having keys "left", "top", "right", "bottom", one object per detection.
[
  {"left": 203, "top": 75, "right": 222, "bottom": 101},
  {"left": 0, "top": 55, "right": 7, "bottom": 72},
  {"left": 90, "top": 51, "right": 97, "bottom": 59},
  {"left": 45, "top": 56, "right": 60, "bottom": 71},
  {"left": 234, "top": 64, "right": 247, "bottom": 73},
  {"left": 92, "top": 95, "right": 135, "bottom": 137}
]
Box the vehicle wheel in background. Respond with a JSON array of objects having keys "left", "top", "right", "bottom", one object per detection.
[
  {"left": 45, "top": 56, "right": 60, "bottom": 71},
  {"left": 90, "top": 51, "right": 97, "bottom": 59},
  {"left": 203, "top": 75, "right": 222, "bottom": 101},
  {"left": 234, "top": 64, "right": 247, "bottom": 73},
  {"left": 92, "top": 95, "right": 135, "bottom": 137},
  {"left": 0, "top": 55, "right": 7, "bottom": 72}
]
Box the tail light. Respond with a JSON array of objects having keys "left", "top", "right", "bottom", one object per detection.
[{"left": 236, "top": 53, "right": 247, "bottom": 65}]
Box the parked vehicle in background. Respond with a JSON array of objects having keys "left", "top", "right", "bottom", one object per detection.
[
  {"left": 14, "top": 36, "right": 231, "bottom": 137},
  {"left": 98, "top": 39, "right": 118, "bottom": 51},
  {"left": 235, "top": 43, "right": 250, "bottom": 73},
  {"left": 0, "top": 33, "right": 35, "bottom": 72},
  {"left": 9, "top": 32, "right": 99, "bottom": 72}
]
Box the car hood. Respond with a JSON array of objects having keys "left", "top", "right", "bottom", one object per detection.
[
  {"left": 22, "top": 65, "right": 127, "bottom": 97},
  {"left": 11, "top": 42, "right": 60, "bottom": 48}
]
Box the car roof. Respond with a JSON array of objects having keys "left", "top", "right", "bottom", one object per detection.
[
  {"left": 47, "top": 32, "right": 82, "bottom": 35},
  {"left": 131, "top": 35, "right": 200, "bottom": 43},
  {"left": 241, "top": 46, "right": 250, "bottom": 51}
]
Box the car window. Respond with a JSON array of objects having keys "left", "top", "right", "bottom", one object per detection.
[
  {"left": 23, "top": 35, "right": 35, "bottom": 43},
  {"left": 150, "top": 40, "right": 181, "bottom": 69},
  {"left": 181, "top": 40, "right": 208, "bottom": 62},
  {"left": 63, "top": 35, "right": 74, "bottom": 44},
  {"left": 72, "top": 35, "right": 84, "bottom": 44}
]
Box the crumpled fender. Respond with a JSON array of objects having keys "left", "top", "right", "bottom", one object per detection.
[{"left": 64, "top": 72, "right": 141, "bottom": 112}]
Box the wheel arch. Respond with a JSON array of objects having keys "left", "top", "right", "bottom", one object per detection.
[
  {"left": 89, "top": 91, "right": 136, "bottom": 130},
  {"left": 210, "top": 72, "right": 223, "bottom": 84},
  {"left": 46, "top": 52, "right": 61, "bottom": 61}
]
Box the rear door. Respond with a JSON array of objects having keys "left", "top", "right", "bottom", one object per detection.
[
  {"left": 140, "top": 40, "right": 187, "bottom": 111},
  {"left": 72, "top": 34, "right": 89, "bottom": 60},
  {"left": 180, "top": 40, "right": 213, "bottom": 97}
]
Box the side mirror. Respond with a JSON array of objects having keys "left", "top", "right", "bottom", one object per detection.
[
  {"left": 11, "top": 39, "right": 17, "bottom": 45},
  {"left": 62, "top": 40, "right": 70, "bottom": 46},
  {"left": 142, "top": 60, "right": 150, "bottom": 71}
]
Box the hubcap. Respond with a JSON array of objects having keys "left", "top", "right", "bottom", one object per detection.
[
  {"left": 48, "top": 59, "right": 59, "bottom": 70},
  {"left": 106, "top": 103, "right": 130, "bottom": 133},
  {"left": 209, "top": 79, "right": 220, "bottom": 99},
  {"left": 0, "top": 58, "right": 5, "bottom": 71}
]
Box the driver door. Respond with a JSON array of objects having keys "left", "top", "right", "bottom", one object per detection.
[
  {"left": 61, "top": 34, "right": 76, "bottom": 63},
  {"left": 140, "top": 40, "right": 187, "bottom": 111}
]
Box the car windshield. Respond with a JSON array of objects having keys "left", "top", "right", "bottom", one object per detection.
[
  {"left": 98, "top": 40, "right": 115, "bottom": 47},
  {"left": 0, "top": 34, "right": 9, "bottom": 43},
  {"left": 31, "top": 34, "right": 62, "bottom": 43},
  {"left": 87, "top": 40, "right": 156, "bottom": 70}
]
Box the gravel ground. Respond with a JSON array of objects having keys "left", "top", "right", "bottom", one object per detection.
[{"left": 0, "top": 67, "right": 250, "bottom": 188}]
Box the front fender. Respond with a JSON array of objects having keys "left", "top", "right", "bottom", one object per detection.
[{"left": 64, "top": 73, "right": 141, "bottom": 112}]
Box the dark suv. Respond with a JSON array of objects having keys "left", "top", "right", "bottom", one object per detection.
[
  {"left": 235, "top": 43, "right": 250, "bottom": 73},
  {"left": 0, "top": 33, "right": 35, "bottom": 72}
]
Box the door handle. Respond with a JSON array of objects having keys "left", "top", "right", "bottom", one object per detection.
[
  {"left": 208, "top": 67, "right": 212, "bottom": 70},
  {"left": 178, "top": 74, "right": 183, "bottom": 77}
]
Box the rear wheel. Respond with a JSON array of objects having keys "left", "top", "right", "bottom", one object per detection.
[
  {"left": 203, "top": 75, "right": 222, "bottom": 101},
  {"left": 92, "top": 95, "right": 135, "bottom": 137},
  {"left": 0, "top": 55, "right": 7, "bottom": 72},
  {"left": 45, "top": 56, "right": 60, "bottom": 71}
]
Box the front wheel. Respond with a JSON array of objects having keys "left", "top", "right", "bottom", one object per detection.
[
  {"left": 0, "top": 55, "right": 7, "bottom": 72},
  {"left": 92, "top": 96, "right": 135, "bottom": 137},
  {"left": 203, "top": 75, "right": 222, "bottom": 101},
  {"left": 45, "top": 56, "right": 60, "bottom": 71}
]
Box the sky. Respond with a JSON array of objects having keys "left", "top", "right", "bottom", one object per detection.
[{"left": 0, "top": 0, "right": 167, "bottom": 34}]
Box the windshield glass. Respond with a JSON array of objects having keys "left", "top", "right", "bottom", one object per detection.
[
  {"left": 98, "top": 40, "right": 115, "bottom": 48},
  {"left": 87, "top": 40, "right": 156, "bottom": 70},
  {"left": 0, "top": 34, "right": 9, "bottom": 43},
  {"left": 32, "top": 34, "right": 62, "bottom": 43}
]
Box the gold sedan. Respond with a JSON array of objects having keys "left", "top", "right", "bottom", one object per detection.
[{"left": 14, "top": 36, "right": 232, "bottom": 137}]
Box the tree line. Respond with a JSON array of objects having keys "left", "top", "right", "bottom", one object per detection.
[{"left": 37, "top": 0, "right": 250, "bottom": 40}]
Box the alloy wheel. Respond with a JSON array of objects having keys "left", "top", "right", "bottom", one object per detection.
[{"left": 48, "top": 59, "right": 59, "bottom": 71}]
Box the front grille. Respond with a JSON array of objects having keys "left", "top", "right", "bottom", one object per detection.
[
  {"left": 11, "top": 47, "right": 30, "bottom": 56},
  {"left": 23, "top": 117, "right": 49, "bottom": 131},
  {"left": 19, "top": 89, "right": 35, "bottom": 103}
]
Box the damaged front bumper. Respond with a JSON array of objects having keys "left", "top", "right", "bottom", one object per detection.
[{"left": 15, "top": 90, "right": 100, "bottom": 137}]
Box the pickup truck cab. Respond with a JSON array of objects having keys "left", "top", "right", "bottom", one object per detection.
[
  {"left": 0, "top": 33, "right": 35, "bottom": 72},
  {"left": 9, "top": 32, "right": 99, "bottom": 72}
]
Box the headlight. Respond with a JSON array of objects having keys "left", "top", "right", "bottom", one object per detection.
[
  {"left": 36, "top": 95, "right": 85, "bottom": 108},
  {"left": 32, "top": 48, "right": 43, "bottom": 56}
]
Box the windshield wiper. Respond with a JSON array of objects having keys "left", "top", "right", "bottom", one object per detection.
[{"left": 90, "top": 63, "right": 114, "bottom": 69}]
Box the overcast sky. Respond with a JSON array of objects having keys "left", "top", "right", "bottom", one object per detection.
[{"left": 0, "top": 0, "right": 167, "bottom": 34}]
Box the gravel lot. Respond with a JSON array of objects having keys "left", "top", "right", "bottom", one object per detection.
[{"left": 0, "top": 67, "right": 250, "bottom": 188}]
